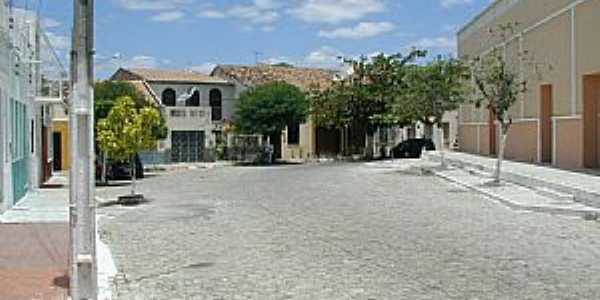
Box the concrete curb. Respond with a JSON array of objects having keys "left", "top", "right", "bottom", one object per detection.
[
  {"left": 432, "top": 169, "right": 600, "bottom": 220},
  {"left": 424, "top": 152, "right": 600, "bottom": 209},
  {"left": 97, "top": 213, "right": 118, "bottom": 300}
]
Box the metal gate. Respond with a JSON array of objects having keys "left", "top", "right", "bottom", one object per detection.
[
  {"left": 171, "top": 131, "right": 205, "bottom": 163},
  {"left": 11, "top": 99, "right": 28, "bottom": 204}
]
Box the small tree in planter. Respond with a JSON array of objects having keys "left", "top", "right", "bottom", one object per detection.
[
  {"left": 403, "top": 56, "right": 469, "bottom": 166},
  {"left": 470, "top": 23, "right": 529, "bottom": 184},
  {"left": 97, "top": 96, "right": 163, "bottom": 202}
]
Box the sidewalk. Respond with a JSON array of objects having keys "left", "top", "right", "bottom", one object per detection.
[
  {"left": 366, "top": 154, "right": 600, "bottom": 220},
  {"left": 0, "top": 173, "right": 70, "bottom": 299},
  {"left": 424, "top": 151, "right": 600, "bottom": 208},
  {"left": 0, "top": 171, "right": 117, "bottom": 300}
]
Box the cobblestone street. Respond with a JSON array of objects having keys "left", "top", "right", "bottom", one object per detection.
[{"left": 98, "top": 162, "right": 600, "bottom": 300}]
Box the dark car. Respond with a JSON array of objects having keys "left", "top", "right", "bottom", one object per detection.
[
  {"left": 96, "top": 155, "right": 144, "bottom": 180},
  {"left": 391, "top": 138, "right": 436, "bottom": 159}
]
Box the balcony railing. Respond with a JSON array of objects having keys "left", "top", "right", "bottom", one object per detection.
[{"left": 165, "top": 106, "right": 211, "bottom": 119}]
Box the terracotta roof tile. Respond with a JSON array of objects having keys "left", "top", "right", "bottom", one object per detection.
[
  {"left": 124, "top": 68, "right": 230, "bottom": 84},
  {"left": 213, "top": 64, "right": 338, "bottom": 91}
]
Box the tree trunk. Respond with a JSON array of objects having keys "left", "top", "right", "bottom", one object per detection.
[
  {"left": 437, "top": 124, "right": 446, "bottom": 168},
  {"left": 493, "top": 130, "right": 509, "bottom": 184},
  {"left": 130, "top": 155, "right": 137, "bottom": 195},
  {"left": 102, "top": 151, "right": 108, "bottom": 184},
  {"left": 365, "top": 132, "right": 374, "bottom": 160},
  {"left": 423, "top": 122, "right": 434, "bottom": 139}
]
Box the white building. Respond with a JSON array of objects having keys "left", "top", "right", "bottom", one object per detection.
[
  {"left": 111, "top": 68, "right": 237, "bottom": 163},
  {"left": 0, "top": 2, "right": 62, "bottom": 212}
]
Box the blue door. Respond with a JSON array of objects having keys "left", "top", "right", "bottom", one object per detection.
[{"left": 11, "top": 99, "right": 28, "bottom": 204}]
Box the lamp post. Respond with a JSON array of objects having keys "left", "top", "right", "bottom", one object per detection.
[{"left": 69, "top": 0, "right": 97, "bottom": 299}]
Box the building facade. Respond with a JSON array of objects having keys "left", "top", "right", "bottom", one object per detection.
[
  {"left": 111, "top": 68, "right": 236, "bottom": 163},
  {"left": 457, "top": 0, "right": 600, "bottom": 169},
  {"left": 0, "top": 2, "right": 61, "bottom": 211},
  {"left": 212, "top": 64, "right": 341, "bottom": 161}
]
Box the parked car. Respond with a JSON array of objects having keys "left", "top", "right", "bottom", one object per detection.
[
  {"left": 96, "top": 155, "right": 144, "bottom": 180},
  {"left": 391, "top": 138, "right": 436, "bottom": 159}
]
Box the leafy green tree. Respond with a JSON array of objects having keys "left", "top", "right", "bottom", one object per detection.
[
  {"left": 95, "top": 80, "right": 168, "bottom": 139},
  {"left": 470, "top": 23, "right": 529, "bottom": 183},
  {"left": 311, "top": 50, "right": 426, "bottom": 157},
  {"left": 97, "top": 97, "right": 163, "bottom": 194},
  {"left": 400, "top": 57, "right": 470, "bottom": 165},
  {"left": 95, "top": 81, "right": 146, "bottom": 119},
  {"left": 233, "top": 81, "right": 309, "bottom": 160}
]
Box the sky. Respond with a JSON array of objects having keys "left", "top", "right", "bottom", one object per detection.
[{"left": 21, "top": 0, "right": 492, "bottom": 79}]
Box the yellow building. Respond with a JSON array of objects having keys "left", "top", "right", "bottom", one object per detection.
[
  {"left": 51, "top": 107, "right": 70, "bottom": 171},
  {"left": 458, "top": 0, "right": 600, "bottom": 170}
]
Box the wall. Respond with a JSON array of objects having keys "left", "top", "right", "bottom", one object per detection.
[
  {"left": 457, "top": 0, "right": 600, "bottom": 169},
  {"left": 282, "top": 118, "right": 316, "bottom": 161},
  {"left": 149, "top": 82, "right": 236, "bottom": 150}
]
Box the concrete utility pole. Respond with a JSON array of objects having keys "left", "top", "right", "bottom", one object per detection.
[{"left": 69, "top": 0, "right": 96, "bottom": 299}]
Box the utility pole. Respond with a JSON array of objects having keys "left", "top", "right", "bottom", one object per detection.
[
  {"left": 253, "top": 50, "right": 263, "bottom": 65},
  {"left": 69, "top": 0, "right": 96, "bottom": 299}
]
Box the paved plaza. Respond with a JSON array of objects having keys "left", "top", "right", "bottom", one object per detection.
[{"left": 98, "top": 162, "right": 600, "bottom": 300}]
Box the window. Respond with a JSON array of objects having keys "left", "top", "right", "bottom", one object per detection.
[
  {"left": 186, "top": 91, "right": 200, "bottom": 107},
  {"left": 209, "top": 89, "right": 222, "bottom": 121},
  {"left": 162, "top": 88, "right": 176, "bottom": 107},
  {"left": 287, "top": 122, "right": 300, "bottom": 145}
]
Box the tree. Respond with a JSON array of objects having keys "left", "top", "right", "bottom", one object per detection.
[
  {"left": 96, "top": 97, "right": 163, "bottom": 195},
  {"left": 311, "top": 50, "right": 426, "bottom": 157},
  {"left": 95, "top": 80, "right": 167, "bottom": 138},
  {"left": 95, "top": 81, "right": 147, "bottom": 120},
  {"left": 94, "top": 81, "right": 167, "bottom": 182},
  {"left": 402, "top": 56, "right": 470, "bottom": 165},
  {"left": 470, "top": 23, "right": 529, "bottom": 184},
  {"left": 233, "top": 81, "right": 309, "bottom": 161}
]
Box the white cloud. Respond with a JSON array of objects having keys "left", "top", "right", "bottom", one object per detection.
[
  {"left": 114, "top": 0, "right": 193, "bottom": 11},
  {"left": 409, "top": 36, "right": 457, "bottom": 54},
  {"left": 303, "top": 46, "right": 344, "bottom": 68},
  {"left": 319, "top": 22, "right": 394, "bottom": 40},
  {"left": 228, "top": 3, "right": 279, "bottom": 24},
  {"left": 198, "top": 9, "right": 226, "bottom": 19},
  {"left": 440, "top": 0, "right": 474, "bottom": 8},
  {"left": 289, "top": 0, "right": 385, "bottom": 24},
  {"left": 198, "top": 0, "right": 280, "bottom": 29},
  {"left": 151, "top": 11, "right": 185, "bottom": 22}
]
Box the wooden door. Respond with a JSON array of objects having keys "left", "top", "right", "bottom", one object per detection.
[
  {"left": 540, "top": 85, "right": 553, "bottom": 163},
  {"left": 583, "top": 75, "right": 600, "bottom": 168}
]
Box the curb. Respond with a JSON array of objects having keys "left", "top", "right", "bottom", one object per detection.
[
  {"left": 424, "top": 152, "right": 600, "bottom": 209},
  {"left": 431, "top": 169, "right": 600, "bottom": 220}
]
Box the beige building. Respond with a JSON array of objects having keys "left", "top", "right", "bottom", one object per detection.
[
  {"left": 212, "top": 64, "right": 341, "bottom": 161},
  {"left": 457, "top": 0, "right": 600, "bottom": 170}
]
